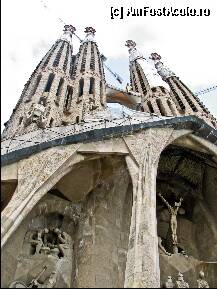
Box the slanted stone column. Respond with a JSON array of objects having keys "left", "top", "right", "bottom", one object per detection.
[
  {"left": 1, "top": 144, "right": 83, "bottom": 247},
  {"left": 123, "top": 128, "right": 174, "bottom": 288}
]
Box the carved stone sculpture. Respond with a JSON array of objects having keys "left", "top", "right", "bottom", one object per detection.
[
  {"left": 24, "top": 102, "right": 47, "bottom": 128},
  {"left": 9, "top": 266, "right": 47, "bottom": 288},
  {"left": 158, "top": 193, "right": 183, "bottom": 253},
  {"left": 197, "top": 271, "right": 209, "bottom": 288},
  {"left": 10, "top": 226, "right": 73, "bottom": 288},
  {"left": 52, "top": 228, "right": 71, "bottom": 258},
  {"left": 163, "top": 276, "right": 174, "bottom": 288},
  {"left": 175, "top": 272, "right": 189, "bottom": 288}
]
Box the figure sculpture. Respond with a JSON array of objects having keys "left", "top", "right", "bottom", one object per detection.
[
  {"left": 30, "top": 230, "right": 44, "bottom": 254},
  {"left": 197, "top": 271, "right": 209, "bottom": 288},
  {"left": 163, "top": 276, "right": 174, "bottom": 288},
  {"left": 30, "top": 228, "right": 49, "bottom": 255},
  {"left": 175, "top": 272, "right": 189, "bottom": 288},
  {"left": 9, "top": 266, "right": 47, "bottom": 288},
  {"left": 53, "top": 228, "right": 70, "bottom": 258},
  {"left": 158, "top": 193, "right": 183, "bottom": 253}
]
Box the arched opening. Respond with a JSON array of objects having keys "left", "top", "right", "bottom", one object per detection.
[
  {"left": 64, "top": 85, "right": 73, "bottom": 111},
  {"left": 160, "top": 86, "right": 166, "bottom": 94},
  {"left": 90, "top": 44, "right": 95, "bottom": 71},
  {"left": 147, "top": 101, "right": 154, "bottom": 113},
  {"left": 30, "top": 74, "right": 42, "bottom": 97},
  {"left": 156, "top": 98, "right": 166, "bottom": 116},
  {"left": 89, "top": 77, "right": 95, "bottom": 95},
  {"left": 53, "top": 42, "right": 65, "bottom": 67},
  {"left": 56, "top": 78, "right": 64, "bottom": 104},
  {"left": 79, "top": 78, "right": 84, "bottom": 97},
  {"left": 44, "top": 73, "right": 55, "bottom": 93},
  {"left": 49, "top": 117, "right": 54, "bottom": 127},
  {"left": 80, "top": 43, "right": 88, "bottom": 73},
  {"left": 156, "top": 135, "right": 217, "bottom": 287}
]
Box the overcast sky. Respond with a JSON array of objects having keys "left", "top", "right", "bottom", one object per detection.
[{"left": 1, "top": 0, "right": 217, "bottom": 131}]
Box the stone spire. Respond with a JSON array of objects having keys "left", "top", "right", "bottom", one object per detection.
[
  {"left": 150, "top": 52, "right": 217, "bottom": 128},
  {"left": 2, "top": 25, "right": 76, "bottom": 140},
  {"left": 63, "top": 26, "right": 107, "bottom": 124},
  {"left": 126, "top": 40, "right": 179, "bottom": 117}
]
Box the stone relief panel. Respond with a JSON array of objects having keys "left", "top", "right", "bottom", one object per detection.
[
  {"left": 2, "top": 193, "right": 82, "bottom": 288},
  {"left": 9, "top": 227, "right": 73, "bottom": 288}
]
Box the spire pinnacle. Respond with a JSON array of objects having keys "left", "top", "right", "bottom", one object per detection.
[
  {"left": 126, "top": 40, "right": 170, "bottom": 90},
  {"left": 60, "top": 24, "right": 76, "bottom": 44},
  {"left": 150, "top": 52, "right": 176, "bottom": 80},
  {"left": 125, "top": 40, "right": 143, "bottom": 62},
  {"left": 83, "top": 27, "right": 96, "bottom": 43}
]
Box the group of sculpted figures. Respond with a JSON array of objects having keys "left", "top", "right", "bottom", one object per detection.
[
  {"left": 9, "top": 227, "right": 71, "bottom": 288},
  {"left": 163, "top": 271, "right": 209, "bottom": 288},
  {"left": 29, "top": 227, "right": 70, "bottom": 258}
]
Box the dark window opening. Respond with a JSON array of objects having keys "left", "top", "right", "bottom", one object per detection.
[
  {"left": 167, "top": 100, "right": 175, "bottom": 115},
  {"left": 49, "top": 118, "right": 54, "bottom": 127},
  {"left": 80, "top": 44, "right": 88, "bottom": 72},
  {"left": 31, "top": 74, "right": 42, "bottom": 96},
  {"left": 44, "top": 73, "right": 55, "bottom": 93},
  {"left": 56, "top": 78, "right": 64, "bottom": 103},
  {"left": 76, "top": 116, "right": 79, "bottom": 123},
  {"left": 136, "top": 65, "right": 147, "bottom": 95},
  {"left": 79, "top": 78, "right": 84, "bottom": 97},
  {"left": 151, "top": 87, "right": 157, "bottom": 93},
  {"left": 131, "top": 70, "right": 139, "bottom": 93},
  {"left": 64, "top": 85, "right": 73, "bottom": 110},
  {"left": 160, "top": 86, "right": 166, "bottom": 93},
  {"left": 42, "top": 41, "right": 59, "bottom": 69},
  {"left": 19, "top": 117, "right": 23, "bottom": 125},
  {"left": 70, "top": 55, "right": 76, "bottom": 78},
  {"left": 53, "top": 42, "right": 65, "bottom": 67},
  {"left": 147, "top": 101, "right": 154, "bottom": 113},
  {"left": 63, "top": 45, "right": 70, "bottom": 72},
  {"left": 180, "top": 80, "right": 210, "bottom": 114},
  {"left": 174, "top": 79, "right": 198, "bottom": 112},
  {"left": 90, "top": 44, "right": 95, "bottom": 71},
  {"left": 89, "top": 77, "right": 95, "bottom": 95},
  {"left": 167, "top": 79, "right": 185, "bottom": 111},
  {"left": 156, "top": 98, "right": 166, "bottom": 116}
]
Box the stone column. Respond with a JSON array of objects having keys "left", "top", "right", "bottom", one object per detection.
[{"left": 123, "top": 128, "right": 174, "bottom": 288}]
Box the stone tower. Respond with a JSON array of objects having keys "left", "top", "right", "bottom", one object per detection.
[
  {"left": 2, "top": 25, "right": 77, "bottom": 140},
  {"left": 125, "top": 40, "right": 179, "bottom": 117},
  {"left": 150, "top": 52, "right": 217, "bottom": 128},
  {"left": 2, "top": 25, "right": 217, "bottom": 289},
  {"left": 65, "top": 26, "right": 107, "bottom": 124}
]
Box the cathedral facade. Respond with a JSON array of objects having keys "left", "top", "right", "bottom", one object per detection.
[{"left": 1, "top": 25, "right": 217, "bottom": 288}]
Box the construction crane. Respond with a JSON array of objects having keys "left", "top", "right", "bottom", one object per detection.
[
  {"left": 101, "top": 54, "right": 123, "bottom": 84},
  {"left": 194, "top": 85, "right": 217, "bottom": 96}
]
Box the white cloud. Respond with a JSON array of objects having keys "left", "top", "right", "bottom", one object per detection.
[{"left": 1, "top": 0, "right": 217, "bottom": 131}]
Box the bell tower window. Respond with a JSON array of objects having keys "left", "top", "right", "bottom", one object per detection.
[
  {"left": 64, "top": 85, "right": 73, "bottom": 110},
  {"left": 89, "top": 77, "right": 95, "bottom": 95},
  {"left": 79, "top": 78, "right": 84, "bottom": 97},
  {"left": 44, "top": 73, "right": 55, "bottom": 93}
]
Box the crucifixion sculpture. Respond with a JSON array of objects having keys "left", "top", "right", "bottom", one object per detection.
[{"left": 158, "top": 193, "right": 183, "bottom": 253}]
